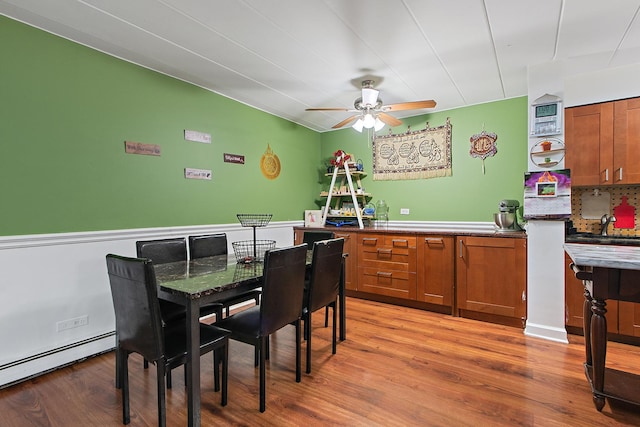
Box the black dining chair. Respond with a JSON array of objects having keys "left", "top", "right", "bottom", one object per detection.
[
  {"left": 302, "top": 230, "right": 335, "bottom": 247},
  {"left": 135, "top": 237, "right": 223, "bottom": 388},
  {"left": 189, "top": 233, "right": 261, "bottom": 317},
  {"left": 216, "top": 244, "right": 308, "bottom": 412},
  {"left": 303, "top": 237, "right": 344, "bottom": 374},
  {"left": 106, "top": 254, "right": 230, "bottom": 426},
  {"left": 301, "top": 230, "right": 336, "bottom": 326}
]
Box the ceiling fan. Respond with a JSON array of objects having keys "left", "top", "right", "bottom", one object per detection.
[{"left": 306, "top": 80, "right": 436, "bottom": 132}]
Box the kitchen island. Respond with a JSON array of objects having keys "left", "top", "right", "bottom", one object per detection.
[{"left": 564, "top": 243, "right": 640, "bottom": 412}]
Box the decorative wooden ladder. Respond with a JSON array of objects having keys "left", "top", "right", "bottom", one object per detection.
[{"left": 321, "top": 160, "right": 364, "bottom": 229}]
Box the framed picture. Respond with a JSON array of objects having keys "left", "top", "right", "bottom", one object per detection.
[
  {"left": 536, "top": 181, "right": 557, "bottom": 197},
  {"left": 304, "top": 210, "right": 323, "bottom": 228}
]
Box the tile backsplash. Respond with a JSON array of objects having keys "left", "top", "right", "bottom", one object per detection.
[{"left": 570, "top": 186, "right": 640, "bottom": 236}]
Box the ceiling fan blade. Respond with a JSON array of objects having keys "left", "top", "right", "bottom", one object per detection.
[
  {"left": 378, "top": 113, "right": 403, "bottom": 127},
  {"left": 305, "top": 107, "right": 350, "bottom": 111},
  {"left": 383, "top": 100, "right": 437, "bottom": 112},
  {"left": 332, "top": 115, "right": 359, "bottom": 129}
]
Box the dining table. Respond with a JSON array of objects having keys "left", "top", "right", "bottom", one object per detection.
[{"left": 154, "top": 251, "right": 347, "bottom": 427}]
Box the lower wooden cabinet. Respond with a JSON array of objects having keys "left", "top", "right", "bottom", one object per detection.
[
  {"left": 416, "top": 235, "right": 454, "bottom": 310},
  {"left": 456, "top": 236, "right": 527, "bottom": 323},
  {"left": 357, "top": 233, "right": 417, "bottom": 299}
]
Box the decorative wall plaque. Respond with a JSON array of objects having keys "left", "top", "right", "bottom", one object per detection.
[
  {"left": 224, "top": 153, "right": 245, "bottom": 164},
  {"left": 469, "top": 128, "right": 497, "bottom": 174},
  {"left": 124, "top": 141, "right": 161, "bottom": 156},
  {"left": 184, "top": 129, "right": 211, "bottom": 144},
  {"left": 184, "top": 168, "right": 212, "bottom": 180},
  {"left": 260, "top": 144, "right": 281, "bottom": 180}
]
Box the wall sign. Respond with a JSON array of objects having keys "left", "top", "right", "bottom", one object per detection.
[
  {"left": 124, "top": 141, "right": 161, "bottom": 156},
  {"left": 184, "top": 129, "right": 211, "bottom": 144},
  {"left": 184, "top": 168, "right": 212, "bottom": 180},
  {"left": 224, "top": 153, "right": 245, "bottom": 164}
]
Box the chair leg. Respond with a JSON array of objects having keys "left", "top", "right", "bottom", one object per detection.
[
  {"left": 221, "top": 343, "right": 228, "bottom": 406},
  {"left": 332, "top": 302, "right": 337, "bottom": 355},
  {"left": 295, "top": 319, "right": 301, "bottom": 383},
  {"left": 213, "top": 348, "right": 220, "bottom": 392},
  {"left": 166, "top": 368, "right": 172, "bottom": 389},
  {"left": 122, "top": 352, "right": 130, "bottom": 425},
  {"left": 144, "top": 358, "right": 149, "bottom": 369},
  {"left": 305, "top": 312, "right": 312, "bottom": 374},
  {"left": 324, "top": 306, "right": 329, "bottom": 327},
  {"left": 259, "top": 335, "right": 267, "bottom": 413},
  {"left": 157, "top": 363, "right": 167, "bottom": 427}
]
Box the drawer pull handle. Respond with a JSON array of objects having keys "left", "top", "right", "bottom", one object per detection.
[
  {"left": 377, "top": 248, "right": 392, "bottom": 256},
  {"left": 362, "top": 238, "right": 378, "bottom": 246},
  {"left": 377, "top": 272, "right": 392, "bottom": 278},
  {"left": 392, "top": 239, "right": 408, "bottom": 247},
  {"left": 425, "top": 238, "right": 444, "bottom": 247}
]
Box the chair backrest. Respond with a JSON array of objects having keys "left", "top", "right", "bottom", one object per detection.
[
  {"left": 259, "top": 244, "right": 308, "bottom": 336},
  {"left": 302, "top": 231, "right": 334, "bottom": 247},
  {"left": 188, "top": 233, "right": 227, "bottom": 259},
  {"left": 136, "top": 238, "right": 187, "bottom": 264},
  {"left": 106, "top": 254, "right": 164, "bottom": 363},
  {"left": 307, "top": 238, "right": 345, "bottom": 313}
]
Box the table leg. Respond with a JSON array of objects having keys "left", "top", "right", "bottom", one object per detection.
[
  {"left": 590, "top": 297, "right": 607, "bottom": 412},
  {"left": 186, "top": 300, "right": 201, "bottom": 427},
  {"left": 583, "top": 288, "right": 593, "bottom": 367}
]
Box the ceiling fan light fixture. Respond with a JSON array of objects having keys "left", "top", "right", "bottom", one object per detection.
[
  {"left": 362, "top": 88, "right": 379, "bottom": 106},
  {"left": 352, "top": 118, "right": 364, "bottom": 132},
  {"left": 374, "top": 117, "right": 385, "bottom": 131},
  {"left": 363, "top": 113, "right": 376, "bottom": 128}
]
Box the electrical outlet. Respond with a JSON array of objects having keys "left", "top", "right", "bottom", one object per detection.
[
  {"left": 400, "top": 208, "right": 410, "bottom": 215},
  {"left": 56, "top": 315, "right": 88, "bottom": 332}
]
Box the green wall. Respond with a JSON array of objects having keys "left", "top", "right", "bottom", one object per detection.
[
  {"left": 0, "top": 16, "right": 321, "bottom": 236},
  {"left": 1, "top": 16, "right": 528, "bottom": 236},
  {"left": 320, "top": 97, "right": 528, "bottom": 221}
]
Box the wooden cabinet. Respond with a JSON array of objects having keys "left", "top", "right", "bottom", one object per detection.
[
  {"left": 565, "top": 97, "right": 640, "bottom": 186},
  {"left": 416, "top": 235, "right": 454, "bottom": 311},
  {"left": 613, "top": 98, "right": 640, "bottom": 184},
  {"left": 619, "top": 302, "right": 640, "bottom": 337},
  {"left": 456, "top": 236, "right": 527, "bottom": 324},
  {"left": 357, "top": 233, "right": 417, "bottom": 300},
  {"left": 564, "top": 102, "right": 613, "bottom": 186}
]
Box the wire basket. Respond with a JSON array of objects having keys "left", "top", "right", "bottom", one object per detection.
[
  {"left": 236, "top": 213, "right": 273, "bottom": 228},
  {"left": 232, "top": 240, "right": 276, "bottom": 263}
]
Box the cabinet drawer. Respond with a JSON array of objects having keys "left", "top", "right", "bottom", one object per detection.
[
  {"left": 358, "top": 234, "right": 416, "bottom": 271},
  {"left": 358, "top": 267, "right": 416, "bottom": 299}
]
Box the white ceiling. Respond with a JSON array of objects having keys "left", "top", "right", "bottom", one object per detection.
[{"left": 2, "top": 0, "right": 640, "bottom": 132}]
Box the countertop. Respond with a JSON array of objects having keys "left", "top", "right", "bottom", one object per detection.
[
  {"left": 294, "top": 225, "right": 527, "bottom": 239},
  {"left": 564, "top": 243, "right": 640, "bottom": 270}
]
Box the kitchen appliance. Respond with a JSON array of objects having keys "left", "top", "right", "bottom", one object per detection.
[{"left": 494, "top": 199, "right": 522, "bottom": 232}]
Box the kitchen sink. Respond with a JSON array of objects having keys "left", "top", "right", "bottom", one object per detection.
[{"left": 565, "top": 232, "right": 640, "bottom": 246}]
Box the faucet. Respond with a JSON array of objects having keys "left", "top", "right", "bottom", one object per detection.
[{"left": 600, "top": 214, "right": 616, "bottom": 236}]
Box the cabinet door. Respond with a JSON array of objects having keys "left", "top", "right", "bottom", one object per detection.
[
  {"left": 334, "top": 231, "right": 356, "bottom": 291},
  {"left": 618, "top": 302, "right": 640, "bottom": 337},
  {"left": 613, "top": 98, "right": 640, "bottom": 184},
  {"left": 564, "top": 103, "right": 614, "bottom": 186},
  {"left": 456, "top": 236, "right": 526, "bottom": 319},
  {"left": 416, "top": 236, "right": 454, "bottom": 308}
]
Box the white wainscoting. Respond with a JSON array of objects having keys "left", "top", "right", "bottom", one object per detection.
[{"left": 0, "top": 221, "right": 299, "bottom": 387}]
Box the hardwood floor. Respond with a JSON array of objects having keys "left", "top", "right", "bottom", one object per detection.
[{"left": 3, "top": 297, "right": 640, "bottom": 426}]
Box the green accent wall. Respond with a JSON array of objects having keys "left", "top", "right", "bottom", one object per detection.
[
  {"left": 1, "top": 16, "right": 528, "bottom": 235},
  {"left": 320, "top": 97, "right": 529, "bottom": 222},
  {"left": 0, "top": 16, "right": 320, "bottom": 235}
]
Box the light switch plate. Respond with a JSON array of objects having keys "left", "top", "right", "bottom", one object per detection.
[{"left": 400, "top": 208, "right": 410, "bottom": 215}]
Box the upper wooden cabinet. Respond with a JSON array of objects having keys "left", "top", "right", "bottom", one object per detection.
[
  {"left": 613, "top": 98, "right": 640, "bottom": 184},
  {"left": 565, "top": 97, "right": 640, "bottom": 186}
]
